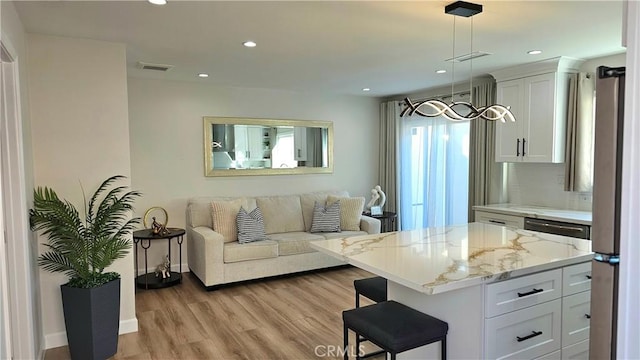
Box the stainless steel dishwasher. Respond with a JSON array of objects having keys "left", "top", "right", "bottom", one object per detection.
[{"left": 523, "top": 217, "right": 591, "bottom": 240}]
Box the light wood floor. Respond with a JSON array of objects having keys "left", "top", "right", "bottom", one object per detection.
[{"left": 45, "top": 266, "right": 382, "bottom": 360}]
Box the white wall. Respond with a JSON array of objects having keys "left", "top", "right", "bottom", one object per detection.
[
  {"left": 0, "top": 1, "right": 42, "bottom": 358},
  {"left": 127, "top": 77, "right": 380, "bottom": 271},
  {"left": 504, "top": 52, "right": 626, "bottom": 210},
  {"left": 27, "top": 34, "right": 136, "bottom": 348}
]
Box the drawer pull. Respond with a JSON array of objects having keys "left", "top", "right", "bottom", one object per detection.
[
  {"left": 489, "top": 219, "right": 506, "bottom": 225},
  {"left": 585, "top": 314, "right": 591, "bottom": 319},
  {"left": 516, "top": 330, "right": 543, "bottom": 342},
  {"left": 586, "top": 275, "right": 592, "bottom": 279},
  {"left": 517, "top": 288, "right": 544, "bottom": 297}
]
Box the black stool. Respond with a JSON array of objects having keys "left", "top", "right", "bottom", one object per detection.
[
  {"left": 354, "top": 276, "right": 387, "bottom": 308},
  {"left": 353, "top": 277, "right": 388, "bottom": 358},
  {"left": 343, "top": 300, "right": 448, "bottom": 360}
]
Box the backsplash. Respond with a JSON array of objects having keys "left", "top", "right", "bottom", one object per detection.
[{"left": 505, "top": 163, "right": 593, "bottom": 211}]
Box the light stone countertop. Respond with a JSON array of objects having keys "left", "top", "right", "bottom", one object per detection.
[
  {"left": 310, "top": 222, "right": 592, "bottom": 295},
  {"left": 472, "top": 204, "right": 592, "bottom": 225}
]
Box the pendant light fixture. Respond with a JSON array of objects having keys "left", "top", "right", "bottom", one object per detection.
[{"left": 401, "top": 1, "right": 516, "bottom": 123}]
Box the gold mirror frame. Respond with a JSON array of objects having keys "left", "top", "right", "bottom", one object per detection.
[{"left": 204, "top": 116, "right": 334, "bottom": 177}]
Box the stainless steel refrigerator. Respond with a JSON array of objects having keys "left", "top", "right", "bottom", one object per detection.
[{"left": 590, "top": 65, "right": 625, "bottom": 359}]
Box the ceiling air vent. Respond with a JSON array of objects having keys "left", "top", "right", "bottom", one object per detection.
[
  {"left": 136, "top": 61, "right": 174, "bottom": 72},
  {"left": 445, "top": 51, "right": 492, "bottom": 63}
]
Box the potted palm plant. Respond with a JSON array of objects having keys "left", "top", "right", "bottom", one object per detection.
[{"left": 29, "top": 175, "right": 141, "bottom": 360}]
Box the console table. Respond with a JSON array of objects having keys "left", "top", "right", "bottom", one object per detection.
[{"left": 133, "top": 228, "right": 185, "bottom": 290}]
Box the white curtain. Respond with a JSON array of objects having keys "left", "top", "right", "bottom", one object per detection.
[{"left": 399, "top": 109, "right": 470, "bottom": 230}]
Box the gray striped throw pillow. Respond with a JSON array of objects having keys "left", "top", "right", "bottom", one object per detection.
[
  {"left": 310, "top": 200, "right": 341, "bottom": 233},
  {"left": 236, "top": 206, "right": 266, "bottom": 243}
]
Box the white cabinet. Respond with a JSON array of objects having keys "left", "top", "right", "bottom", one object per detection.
[
  {"left": 485, "top": 299, "right": 562, "bottom": 360},
  {"left": 247, "top": 126, "right": 264, "bottom": 160},
  {"left": 475, "top": 210, "right": 525, "bottom": 229},
  {"left": 492, "top": 57, "right": 583, "bottom": 163},
  {"left": 484, "top": 261, "right": 591, "bottom": 360},
  {"left": 562, "top": 291, "right": 591, "bottom": 347},
  {"left": 293, "top": 127, "right": 307, "bottom": 161},
  {"left": 496, "top": 73, "right": 559, "bottom": 162},
  {"left": 235, "top": 125, "right": 264, "bottom": 160}
]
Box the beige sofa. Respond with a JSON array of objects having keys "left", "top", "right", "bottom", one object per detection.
[{"left": 186, "top": 191, "right": 381, "bottom": 289}]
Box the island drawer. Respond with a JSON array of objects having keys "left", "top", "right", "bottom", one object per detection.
[
  {"left": 486, "top": 269, "right": 562, "bottom": 318},
  {"left": 475, "top": 210, "right": 525, "bottom": 229},
  {"left": 562, "top": 339, "right": 589, "bottom": 359},
  {"left": 485, "top": 298, "right": 562, "bottom": 360},
  {"left": 562, "top": 262, "right": 592, "bottom": 296},
  {"left": 562, "top": 290, "right": 591, "bottom": 347}
]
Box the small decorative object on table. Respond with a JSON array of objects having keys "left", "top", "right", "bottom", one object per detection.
[
  {"left": 155, "top": 255, "right": 171, "bottom": 279},
  {"left": 366, "top": 185, "right": 386, "bottom": 216},
  {"left": 144, "top": 206, "right": 171, "bottom": 235}
]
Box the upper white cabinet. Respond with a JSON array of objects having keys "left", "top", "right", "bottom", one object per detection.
[
  {"left": 492, "top": 57, "right": 583, "bottom": 163},
  {"left": 293, "top": 127, "right": 308, "bottom": 161}
]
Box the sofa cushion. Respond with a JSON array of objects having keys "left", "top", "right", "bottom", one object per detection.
[
  {"left": 310, "top": 201, "right": 341, "bottom": 233},
  {"left": 267, "top": 232, "right": 325, "bottom": 256},
  {"left": 188, "top": 196, "right": 257, "bottom": 228},
  {"left": 211, "top": 198, "right": 247, "bottom": 242},
  {"left": 327, "top": 195, "right": 365, "bottom": 231},
  {"left": 321, "top": 230, "right": 368, "bottom": 240},
  {"left": 300, "top": 191, "right": 349, "bottom": 231},
  {"left": 256, "top": 195, "right": 305, "bottom": 234},
  {"left": 223, "top": 240, "right": 278, "bottom": 263},
  {"left": 237, "top": 207, "right": 266, "bottom": 243}
]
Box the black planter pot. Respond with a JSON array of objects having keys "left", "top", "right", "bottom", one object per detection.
[{"left": 61, "top": 278, "right": 121, "bottom": 360}]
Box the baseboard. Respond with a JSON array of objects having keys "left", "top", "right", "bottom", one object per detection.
[{"left": 44, "top": 317, "right": 138, "bottom": 349}]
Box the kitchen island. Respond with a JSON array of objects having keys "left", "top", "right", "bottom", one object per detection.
[{"left": 310, "top": 222, "right": 593, "bottom": 359}]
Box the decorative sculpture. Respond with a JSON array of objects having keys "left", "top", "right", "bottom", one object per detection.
[
  {"left": 366, "top": 185, "right": 386, "bottom": 215},
  {"left": 151, "top": 216, "right": 170, "bottom": 236},
  {"left": 155, "top": 255, "right": 171, "bottom": 279}
]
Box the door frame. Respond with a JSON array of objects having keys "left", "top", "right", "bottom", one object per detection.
[{"left": 1, "top": 38, "right": 41, "bottom": 360}]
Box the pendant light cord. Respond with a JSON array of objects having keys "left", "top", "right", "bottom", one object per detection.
[
  {"left": 451, "top": 16, "right": 456, "bottom": 101},
  {"left": 470, "top": 16, "right": 474, "bottom": 104}
]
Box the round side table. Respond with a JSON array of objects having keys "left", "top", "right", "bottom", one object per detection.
[{"left": 133, "top": 228, "right": 185, "bottom": 290}]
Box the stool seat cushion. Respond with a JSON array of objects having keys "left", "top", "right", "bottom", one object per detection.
[
  {"left": 343, "top": 301, "right": 448, "bottom": 353},
  {"left": 354, "top": 276, "right": 387, "bottom": 303}
]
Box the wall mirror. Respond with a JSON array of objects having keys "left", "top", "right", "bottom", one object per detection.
[{"left": 204, "top": 117, "right": 334, "bottom": 176}]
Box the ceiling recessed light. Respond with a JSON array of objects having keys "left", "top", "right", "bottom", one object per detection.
[
  {"left": 148, "top": 0, "right": 167, "bottom": 5},
  {"left": 243, "top": 41, "right": 257, "bottom": 48},
  {"left": 198, "top": 73, "right": 209, "bottom": 78},
  {"left": 436, "top": 69, "right": 447, "bottom": 74},
  {"left": 362, "top": 88, "right": 371, "bottom": 92},
  {"left": 527, "top": 50, "right": 542, "bottom": 55}
]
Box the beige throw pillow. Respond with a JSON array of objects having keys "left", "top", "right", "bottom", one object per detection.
[
  {"left": 326, "top": 195, "right": 365, "bottom": 231},
  {"left": 211, "top": 198, "right": 245, "bottom": 242}
]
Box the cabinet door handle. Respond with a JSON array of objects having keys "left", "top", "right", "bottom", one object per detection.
[
  {"left": 522, "top": 138, "right": 526, "bottom": 156},
  {"left": 516, "top": 139, "right": 520, "bottom": 156},
  {"left": 489, "top": 219, "right": 506, "bottom": 225},
  {"left": 517, "top": 288, "right": 543, "bottom": 297},
  {"left": 516, "top": 331, "right": 543, "bottom": 342},
  {"left": 297, "top": 149, "right": 301, "bottom": 157},
  {"left": 585, "top": 314, "right": 591, "bottom": 319}
]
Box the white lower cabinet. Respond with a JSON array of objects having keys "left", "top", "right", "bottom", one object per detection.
[
  {"left": 484, "top": 263, "right": 591, "bottom": 360},
  {"left": 562, "top": 291, "right": 591, "bottom": 347},
  {"left": 536, "top": 350, "right": 562, "bottom": 360},
  {"left": 562, "top": 339, "right": 589, "bottom": 359},
  {"left": 485, "top": 299, "right": 562, "bottom": 360},
  {"left": 474, "top": 210, "right": 525, "bottom": 229}
]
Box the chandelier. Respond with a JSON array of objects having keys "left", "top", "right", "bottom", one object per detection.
[{"left": 401, "top": 1, "right": 516, "bottom": 123}]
